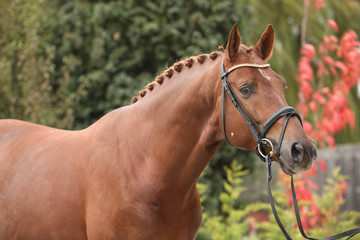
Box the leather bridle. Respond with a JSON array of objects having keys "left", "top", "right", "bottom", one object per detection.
[
  {"left": 220, "top": 59, "right": 360, "bottom": 240},
  {"left": 221, "top": 60, "right": 301, "bottom": 158}
]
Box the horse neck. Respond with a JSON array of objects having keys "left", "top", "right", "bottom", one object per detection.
[{"left": 125, "top": 56, "right": 224, "bottom": 195}]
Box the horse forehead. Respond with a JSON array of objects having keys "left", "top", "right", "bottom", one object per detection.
[
  {"left": 256, "top": 68, "right": 286, "bottom": 86},
  {"left": 258, "top": 69, "right": 271, "bottom": 81}
]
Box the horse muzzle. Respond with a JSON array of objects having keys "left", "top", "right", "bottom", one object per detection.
[{"left": 278, "top": 139, "right": 317, "bottom": 175}]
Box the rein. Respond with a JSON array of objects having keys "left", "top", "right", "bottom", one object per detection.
[{"left": 220, "top": 60, "right": 360, "bottom": 240}]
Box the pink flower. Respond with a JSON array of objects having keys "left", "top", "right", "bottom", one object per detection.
[
  {"left": 314, "top": 0, "right": 326, "bottom": 10},
  {"left": 303, "top": 121, "right": 313, "bottom": 134},
  {"left": 301, "top": 44, "right": 316, "bottom": 59},
  {"left": 327, "top": 19, "right": 339, "bottom": 32}
]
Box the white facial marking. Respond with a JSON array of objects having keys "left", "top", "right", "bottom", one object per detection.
[
  {"left": 231, "top": 132, "right": 234, "bottom": 137},
  {"left": 259, "top": 69, "right": 271, "bottom": 81}
]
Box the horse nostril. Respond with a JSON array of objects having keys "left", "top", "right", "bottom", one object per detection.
[
  {"left": 291, "top": 143, "right": 304, "bottom": 162},
  {"left": 312, "top": 146, "right": 318, "bottom": 160}
]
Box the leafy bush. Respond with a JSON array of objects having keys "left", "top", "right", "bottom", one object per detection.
[
  {"left": 197, "top": 160, "right": 265, "bottom": 240},
  {"left": 197, "top": 160, "right": 360, "bottom": 240},
  {"left": 0, "top": 0, "right": 79, "bottom": 128}
]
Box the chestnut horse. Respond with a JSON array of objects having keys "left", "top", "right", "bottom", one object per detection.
[{"left": 0, "top": 24, "right": 316, "bottom": 239}]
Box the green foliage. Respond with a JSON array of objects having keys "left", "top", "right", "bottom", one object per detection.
[
  {"left": 197, "top": 160, "right": 265, "bottom": 240},
  {"left": 198, "top": 162, "right": 360, "bottom": 240},
  {"left": 45, "top": 0, "right": 241, "bottom": 129},
  {"left": 199, "top": 148, "right": 258, "bottom": 216},
  {"left": 257, "top": 167, "right": 360, "bottom": 239},
  {"left": 306, "top": 168, "right": 360, "bottom": 238},
  {"left": 0, "top": 0, "right": 80, "bottom": 129}
]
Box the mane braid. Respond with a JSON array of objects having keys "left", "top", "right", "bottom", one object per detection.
[
  {"left": 184, "top": 58, "right": 194, "bottom": 68},
  {"left": 130, "top": 51, "right": 221, "bottom": 104}
]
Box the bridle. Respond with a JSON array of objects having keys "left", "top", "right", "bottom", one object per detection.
[
  {"left": 220, "top": 59, "right": 360, "bottom": 240},
  {"left": 220, "top": 60, "right": 301, "bottom": 157}
]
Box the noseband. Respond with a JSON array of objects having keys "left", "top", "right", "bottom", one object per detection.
[{"left": 220, "top": 59, "right": 360, "bottom": 240}]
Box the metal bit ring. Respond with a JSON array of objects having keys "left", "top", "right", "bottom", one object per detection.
[{"left": 257, "top": 138, "right": 276, "bottom": 158}]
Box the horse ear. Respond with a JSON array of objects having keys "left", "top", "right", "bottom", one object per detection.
[
  {"left": 254, "top": 24, "right": 275, "bottom": 61},
  {"left": 225, "top": 24, "right": 241, "bottom": 62}
]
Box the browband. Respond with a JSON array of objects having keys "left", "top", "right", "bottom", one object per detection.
[{"left": 221, "top": 63, "right": 270, "bottom": 79}]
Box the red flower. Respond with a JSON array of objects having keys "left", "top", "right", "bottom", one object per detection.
[
  {"left": 317, "top": 158, "right": 327, "bottom": 171},
  {"left": 300, "top": 81, "right": 313, "bottom": 99},
  {"left": 323, "top": 56, "right": 334, "bottom": 65},
  {"left": 327, "top": 19, "right": 339, "bottom": 32},
  {"left": 344, "top": 108, "right": 355, "bottom": 128},
  {"left": 301, "top": 44, "right": 316, "bottom": 59},
  {"left": 302, "top": 121, "right": 313, "bottom": 135},
  {"left": 314, "top": 0, "right": 325, "bottom": 10}
]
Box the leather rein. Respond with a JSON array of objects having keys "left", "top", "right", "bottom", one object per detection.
[{"left": 220, "top": 59, "right": 360, "bottom": 240}]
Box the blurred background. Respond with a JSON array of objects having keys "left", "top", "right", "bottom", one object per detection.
[{"left": 1, "top": 0, "right": 359, "bottom": 239}]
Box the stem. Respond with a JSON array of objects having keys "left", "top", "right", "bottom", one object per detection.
[{"left": 301, "top": 0, "right": 309, "bottom": 46}]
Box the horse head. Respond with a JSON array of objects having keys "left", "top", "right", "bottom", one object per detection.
[{"left": 221, "top": 24, "right": 317, "bottom": 175}]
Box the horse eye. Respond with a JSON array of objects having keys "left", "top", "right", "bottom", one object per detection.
[{"left": 239, "top": 86, "right": 252, "bottom": 96}]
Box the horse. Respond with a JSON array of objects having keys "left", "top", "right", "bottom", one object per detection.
[{"left": 0, "top": 24, "right": 317, "bottom": 239}]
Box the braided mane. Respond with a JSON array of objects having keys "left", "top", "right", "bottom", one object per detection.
[{"left": 131, "top": 50, "right": 222, "bottom": 104}]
